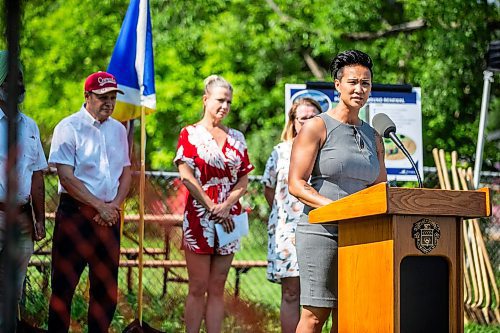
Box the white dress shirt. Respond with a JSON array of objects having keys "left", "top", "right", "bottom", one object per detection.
[
  {"left": 0, "top": 108, "right": 48, "bottom": 204},
  {"left": 48, "top": 106, "right": 131, "bottom": 202}
]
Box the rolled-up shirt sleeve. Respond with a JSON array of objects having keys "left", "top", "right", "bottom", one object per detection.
[
  {"left": 48, "top": 122, "right": 76, "bottom": 167},
  {"left": 174, "top": 127, "right": 195, "bottom": 169}
]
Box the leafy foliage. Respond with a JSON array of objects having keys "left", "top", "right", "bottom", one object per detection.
[{"left": 2, "top": 0, "right": 499, "bottom": 173}]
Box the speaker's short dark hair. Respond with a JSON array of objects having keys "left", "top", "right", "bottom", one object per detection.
[{"left": 329, "top": 50, "right": 373, "bottom": 81}]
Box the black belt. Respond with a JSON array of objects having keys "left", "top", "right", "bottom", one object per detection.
[{"left": 0, "top": 201, "right": 32, "bottom": 213}]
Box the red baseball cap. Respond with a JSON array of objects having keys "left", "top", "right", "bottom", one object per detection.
[{"left": 84, "top": 71, "right": 124, "bottom": 95}]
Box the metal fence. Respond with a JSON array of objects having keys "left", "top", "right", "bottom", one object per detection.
[{"left": 21, "top": 170, "right": 500, "bottom": 332}]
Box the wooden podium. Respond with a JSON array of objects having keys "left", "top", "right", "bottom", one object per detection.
[{"left": 309, "top": 182, "right": 491, "bottom": 333}]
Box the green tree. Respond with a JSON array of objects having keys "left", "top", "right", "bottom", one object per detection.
[{"left": 1, "top": 0, "right": 498, "bottom": 174}]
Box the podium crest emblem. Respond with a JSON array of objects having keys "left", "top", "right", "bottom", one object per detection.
[{"left": 412, "top": 218, "right": 440, "bottom": 254}]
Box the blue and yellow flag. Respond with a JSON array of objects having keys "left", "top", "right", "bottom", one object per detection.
[{"left": 108, "top": 0, "right": 156, "bottom": 122}]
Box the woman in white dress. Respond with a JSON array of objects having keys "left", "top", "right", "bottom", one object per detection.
[{"left": 262, "top": 98, "right": 322, "bottom": 333}]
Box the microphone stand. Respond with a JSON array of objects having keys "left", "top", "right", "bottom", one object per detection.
[{"left": 388, "top": 132, "right": 423, "bottom": 188}]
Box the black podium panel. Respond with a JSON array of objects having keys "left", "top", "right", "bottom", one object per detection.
[{"left": 400, "top": 256, "right": 449, "bottom": 333}]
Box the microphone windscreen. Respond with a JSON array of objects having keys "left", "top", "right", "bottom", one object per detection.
[{"left": 372, "top": 113, "right": 396, "bottom": 138}]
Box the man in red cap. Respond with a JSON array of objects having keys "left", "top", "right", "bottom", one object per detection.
[{"left": 47, "top": 71, "right": 131, "bottom": 333}]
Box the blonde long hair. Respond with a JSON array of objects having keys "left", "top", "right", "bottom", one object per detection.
[{"left": 280, "top": 98, "right": 322, "bottom": 142}]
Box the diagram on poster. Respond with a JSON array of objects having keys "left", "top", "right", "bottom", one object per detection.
[{"left": 368, "top": 92, "right": 423, "bottom": 181}]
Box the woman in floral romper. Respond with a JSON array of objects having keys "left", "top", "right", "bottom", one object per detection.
[
  {"left": 262, "top": 98, "right": 321, "bottom": 333},
  {"left": 174, "top": 75, "right": 253, "bottom": 333}
]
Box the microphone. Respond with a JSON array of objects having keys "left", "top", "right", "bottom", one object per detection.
[{"left": 372, "top": 113, "right": 423, "bottom": 188}]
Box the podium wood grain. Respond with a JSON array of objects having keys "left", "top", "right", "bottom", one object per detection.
[
  {"left": 308, "top": 183, "right": 489, "bottom": 333},
  {"left": 338, "top": 215, "right": 394, "bottom": 332},
  {"left": 309, "top": 183, "right": 490, "bottom": 224}
]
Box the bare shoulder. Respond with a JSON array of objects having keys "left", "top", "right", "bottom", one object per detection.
[{"left": 296, "top": 115, "right": 326, "bottom": 146}]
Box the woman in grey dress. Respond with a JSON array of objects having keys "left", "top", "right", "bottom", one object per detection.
[{"left": 288, "top": 50, "right": 387, "bottom": 332}]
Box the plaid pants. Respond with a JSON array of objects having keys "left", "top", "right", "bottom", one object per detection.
[{"left": 48, "top": 194, "right": 120, "bottom": 333}]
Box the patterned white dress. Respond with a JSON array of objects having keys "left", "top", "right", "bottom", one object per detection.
[
  {"left": 174, "top": 124, "right": 254, "bottom": 255},
  {"left": 262, "top": 141, "right": 303, "bottom": 283}
]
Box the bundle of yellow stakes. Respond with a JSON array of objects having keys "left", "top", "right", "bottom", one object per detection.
[{"left": 432, "top": 148, "right": 500, "bottom": 324}]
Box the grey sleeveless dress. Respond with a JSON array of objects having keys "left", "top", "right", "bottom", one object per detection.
[{"left": 296, "top": 112, "right": 381, "bottom": 308}]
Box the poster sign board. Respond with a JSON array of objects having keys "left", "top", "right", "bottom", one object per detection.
[{"left": 285, "top": 83, "right": 423, "bottom": 182}]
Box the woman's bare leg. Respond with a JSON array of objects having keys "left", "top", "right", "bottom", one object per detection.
[
  {"left": 281, "top": 277, "right": 300, "bottom": 333},
  {"left": 185, "top": 250, "right": 211, "bottom": 333},
  {"left": 205, "top": 253, "right": 234, "bottom": 333},
  {"left": 295, "top": 305, "right": 331, "bottom": 333}
]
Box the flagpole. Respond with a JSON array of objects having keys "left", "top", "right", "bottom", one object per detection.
[
  {"left": 138, "top": 105, "right": 146, "bottom": 325},
  {"left": 107, "top": 0, "right": 157, "bottom": 330}
]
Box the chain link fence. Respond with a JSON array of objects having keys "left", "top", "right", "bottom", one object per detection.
[{"left": 21, "top": 169, "right": 499, "bottom": 332}]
